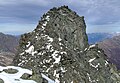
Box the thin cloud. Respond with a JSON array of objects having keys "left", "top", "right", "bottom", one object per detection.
[{"left": 0, "top": 0, "right": 120, "bottom": 33}]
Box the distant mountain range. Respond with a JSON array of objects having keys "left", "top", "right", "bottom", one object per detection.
[
  {"left": 87, "top": 33, "right": 113, "bottom": 44},
  {"left": 0, "top": 32, "right": 19, "bottom": 53},
  {"left": 0, "top": 32, "right": 19, "bottom": 66},
  {"left": 88, "top": 33, "right": 120, "bottom": 69},
  {"left": 0, "top": 32, "right": 120, "bottom": 69},
  {"left": 0, "top": 32, "right": 116, "bottom": 53},
  {"left": 98, "top": 35, "right": 120, "bottom": 69}
]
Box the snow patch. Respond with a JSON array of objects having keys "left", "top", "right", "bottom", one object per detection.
[
  {"left": 52, "top": 51, "right": 59, "bottom": 57},
  {"left": 88, "top": 57, "right": 96, "bottom": 63},
  {"left": 47, "top": 36, "right": 53, "bottom": 42},
  {"left": 41, "top": 15, "right": 50, "bottom": 30},
  {"left": 35, "top": 36, "right": 38, "bottom": 39},
  {"left": 26, "top": 42, "right": 31, "bottom": 47},
  {"left": 90, "top": 63, "right": 100, "bottom": 70},
  {"left": 60, "top": 51, "right": 67, "bottom": 55},
  {"left": 43, "top": 21, "right": 48, "bottom": 26},
  {"left": 46, "top": 65, "right": 54, "bottom": 72},
  {"left": 25, "top": 45, "right": 37, "bottom": 56},
  {"left": 84, "top": 48, "right": 88, "bottom": 51},
  {"left": 58, "top": 37, "right": 62, "bottom": 41},
  {"left": 18, "top": 61, "right": 25, "bottom": 66},
  {"left": 41, "top": 73, "right": 54, "bottom": 83},
  {"left": 41, "top": 34, "right": 53, "bottom": 42},
  {"left": 20, "top": 52, "right": 25, "bottom": 56},
  {"left": 61, "top": 67, "right": 67, "bottom": 73},
  {"left": 25, "top": 45, "right": 34, "bottom": 54},
  {"left": 105, "top": 60, "right": 109, "bottom": 66},
  {"left": 46, "top": 16, "right": 50, "bottom": 21},
  {"left": 87, "top": 73, "right": 99, "bottom": 82},
  {"left": 89, "top": 44, "right": 96, "bottom": 49},
  {"left": 55, "top": 79, "right": 60, "bottom": 83},
  {"left": 87, "top": 73, "right": 92, "bottom": 82},
  {"left": 37, "top": 51, "right": 46, "bottom": 55},
  {"left": 55, "top": 56, "right": 61, "bottom": 64},
  {"left": 59, "top": 42, "right": 63, "bottom": 46},
  {"left": 98, "top": 50, "right": 101, "bottom": 53},
  {"left": 88, "top": 57, "right": 100, "bottom": 70},
  {"left": 52, "top": 51, "right": 61, "bottom": 64}
]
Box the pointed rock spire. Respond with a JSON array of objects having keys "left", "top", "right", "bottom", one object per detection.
[{"left": 13, "top": 6, "right": 120, "bottom": 83}]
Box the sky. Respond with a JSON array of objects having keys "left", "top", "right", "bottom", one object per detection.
[{"left": 0, "top": 0, "right": 120, "bottom": 35}]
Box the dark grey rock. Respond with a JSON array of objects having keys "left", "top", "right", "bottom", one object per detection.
[
  {"left": 3, "top": 68, "right": 18, "bottom": 74},
  {"left": 13, "top": 6, "right": 120, "bottom": 83},
  {"left": 0, "top": 78, "right": 4, "bottom": 83}
]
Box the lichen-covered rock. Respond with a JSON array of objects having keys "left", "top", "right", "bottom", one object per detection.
[
  {"left": 21, "top": 73, "right": 43, "bottom": 83},
  {"left": 0, "top": 79, "right": 4, "bottom": 83},
  {"left": 3, "top": 68, "right": 18, "bottom": 74},
  {"left": 13, "top": 6, "right": 120, "bottom": 83}
]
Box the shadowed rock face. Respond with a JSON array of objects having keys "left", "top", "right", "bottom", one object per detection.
[{"left": 13, "top": 6, "right": 120, "bottom": 83}]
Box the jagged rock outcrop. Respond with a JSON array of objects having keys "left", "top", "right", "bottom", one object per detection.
[{"left": 13, "top": 6, "right": 120, "bottom": 83}]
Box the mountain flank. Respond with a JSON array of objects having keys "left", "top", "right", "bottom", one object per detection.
[
  {"left": 0, "top": 32, "right": 19, "bottom": 66},
  {"left": 13, "top": 6, "right": 120, "bottom": 83},
  {"left": 98, "top": 35, "right": 120, "bottom": 69}
]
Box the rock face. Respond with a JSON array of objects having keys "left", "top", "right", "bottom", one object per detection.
[{"left": 13, "top": 6, "right": 120, "bottom": 83}]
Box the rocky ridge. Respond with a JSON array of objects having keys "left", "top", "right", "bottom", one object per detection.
[{"left": 13, "top": 6, "right": 120, "bottom": 83}]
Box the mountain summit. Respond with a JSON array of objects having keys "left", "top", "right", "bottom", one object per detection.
[{"left": 13, "top": 6, "right": 120, "bottom": 83}]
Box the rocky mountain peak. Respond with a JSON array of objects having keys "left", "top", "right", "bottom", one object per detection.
[
  {"left": 13, "top": 6, "right": 120, "bottom": 83},
  {"left": 35, "top": 5, "right": 88, "bottom": 50}
]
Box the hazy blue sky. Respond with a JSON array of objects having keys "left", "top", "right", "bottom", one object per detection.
[{"left": 0, "top": 0, "right": 120, "bottom": 35}]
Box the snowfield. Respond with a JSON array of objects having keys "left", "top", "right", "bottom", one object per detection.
[
  {"left": 0, "top": 66, "right": 36, "bottom": 83},
  {"left": 0, "top": 66, "right": 56, "bottom": 83}
]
